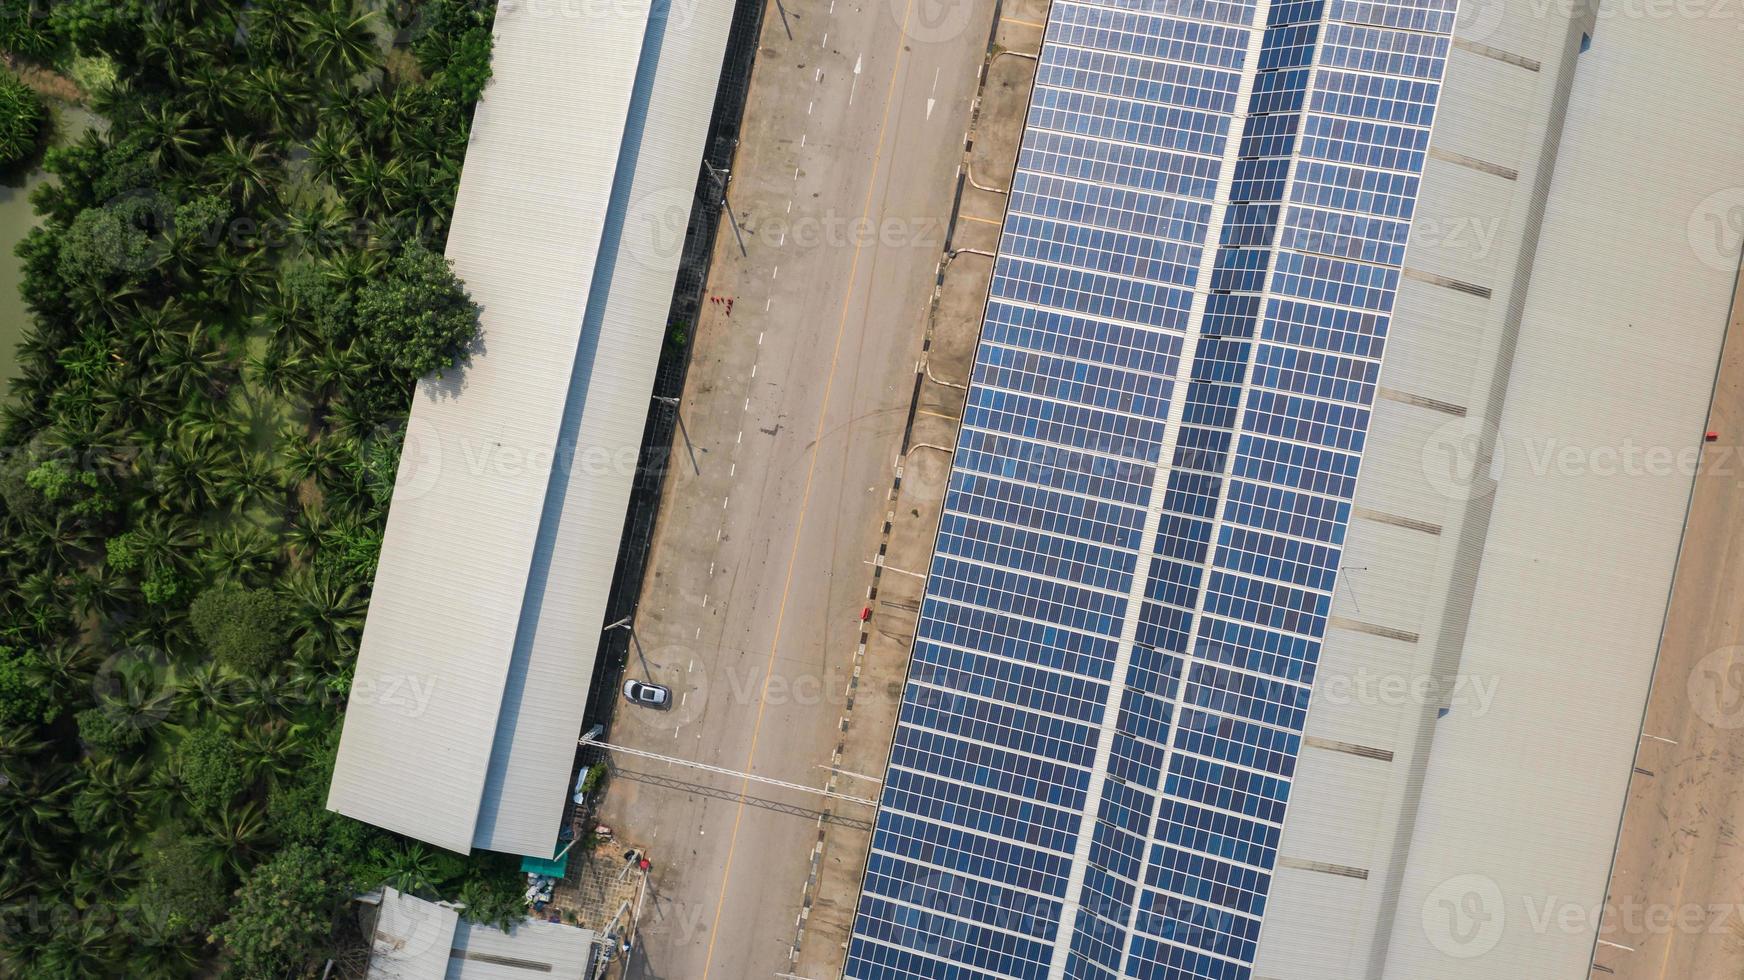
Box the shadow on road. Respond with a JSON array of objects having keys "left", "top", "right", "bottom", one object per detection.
[{"left": 611, "top": 765, "right": 874, "bottom": 831}]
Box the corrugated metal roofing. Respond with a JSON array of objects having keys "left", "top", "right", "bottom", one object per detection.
[
  {"left": 1251, "top": 9, "right": 1744, "bottom": 978},
  {"left": 328, "top": 0, "right": 731, "bottom": 857},
  {"left": 368, "top": 888, "right": 460, "bottom": 980},
  {"left": 448, "top": 919, "right": 596, "bottom": 980},
  {"left": 364, "top": 888, "right": 597, "bottom": 980},
  {"left": 470, "top": 0, "right": 738, "bottom": 855}
]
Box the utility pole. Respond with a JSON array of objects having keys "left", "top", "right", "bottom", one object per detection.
[{"left": 578, "top": 732, "right": 876, "bottom": 807}]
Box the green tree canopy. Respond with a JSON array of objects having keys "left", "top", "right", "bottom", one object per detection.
[
  {"left": 176, "top": 724, "right": 248, "bottom": 811},
  {"left": 189, "top": 585, "right": 293, "bottom": 673},
  {"left": 0, "top": 644, "right": 54, "bottom": 726},
  {"left": 137, "top": 833, "right": 232, "bottom": 937},
  {"left": 76, "top": 705, "right": 143, "bottom": 755},
  {"left": 211, "top": 844, "right": 353, "bottom": 979},
  {"left": 354, "top": 244, "right": 481, "bottom": 379},
  {"left": 0, "top": 71, "right": 44, "bottom": 168}
]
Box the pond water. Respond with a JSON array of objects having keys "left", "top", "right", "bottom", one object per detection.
[
  {"left": 0, "top": 105, "right": 96, "bottom": 389},
  {"left": 0, "top": 165, "right": 49, "bottom": 388}
]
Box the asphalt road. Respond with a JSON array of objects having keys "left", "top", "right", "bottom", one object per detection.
[
  {"left": 596, "top": 0, "right": 996, "bottom": 977},
  {"left": 1595, "top": 266, "right": 1744, "bottom": 979}
]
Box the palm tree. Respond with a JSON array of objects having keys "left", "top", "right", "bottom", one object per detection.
[
  {"left": 206, "top": 135, "right": 278, "bottom": 211},
  {"left": 247, "top": 344, "right": 311, "bottom": 402},
  {"left": 307, "top": 121, "right": 362, "bottom": 190},
  {"left": 172, "top": 662, "right": 245, "bottom": 722},
  {"left": 283, "top": 568, "right": 365, "bottom": 659},
  {"left": 242, "top": 0, "right": 303, "bottom": 60},
  {"left": 242, "top": 64, "right": 310, "bottom": 136},
  {"left": 0, "top": 723, "right": 49, "bottom": 788},
  {"left": 237, "top": 723, "right": 300, "bottom": 786},
  {"left": 137, "top": 103, "right": 209, "bottom": 171},
  {"left": 205, "top": 245, "right": 272, "bottom": 310},
  {"left": 123, "top": 914, "right": 205, "bottom": 980},
  {"left": 0, "top": 763, "right": 74, "bottom": 872},
  {"left": 224, "top": 450, "right": 283, "bottom": 512},
  {"left": 283, "top": 197, "right": 354, "bottom": 260},
  {"left": 201, "top": 801, "right": 271, "bottom": 875},
  {"left": 205, "top": 525, "right": 279, "bottom": 585},
  {"left": 31, "top": 640, "right": 97, "bottom": 698},
  {"left": 69, "top": 568, "right": 129, "bottom": 623},
  {"left": 181, "top": 62, "right": 246, "bottom": 125},
  {"left": 37, "top": 911, "right": 121, "bottom": 977},
  {"left": 279, "top": 431, "right": 335, "bottom": 486},
  {"left": 70, "top": 757, "right": 150, "bottom": 834},
  {"left": 300, "top": 1, "right": 382, "bottom": 81}
]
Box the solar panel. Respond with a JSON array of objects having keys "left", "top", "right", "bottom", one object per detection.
[{"left": 846, "top": 1, "right": 1456, "bottom": 977}]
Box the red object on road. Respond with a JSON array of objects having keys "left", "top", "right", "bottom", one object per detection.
[
  {"left": 860, "top": 606, "right": 872, "bottom": 622},
  {"left": 1707, "top": 430, "right": 1720, "bottom": 443}
]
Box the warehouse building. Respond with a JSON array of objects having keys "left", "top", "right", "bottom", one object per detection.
[
  {"left": 844, "top": 2, "right": 1744, "bottom": 979},
  {"left": 326, "top": 0, "right": 732, "bottom": 858}
]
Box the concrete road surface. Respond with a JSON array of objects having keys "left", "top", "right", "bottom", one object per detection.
[
  {"left": 595, "top": 0, "right": 996, "bottom": 977},
  {"left": 1596, "top": 266, "right": 1744, "bottom": 979}
]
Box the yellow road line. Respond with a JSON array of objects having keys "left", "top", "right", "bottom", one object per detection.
[
  {"left": 1004, "top": 16, "right": 1047, "bottom": 28},
  {"left": 960, "top": 212, "right": 1003, "bottom": 225},
  {"left": 696, "top": 0, "right": 918, "bottom": 973}
]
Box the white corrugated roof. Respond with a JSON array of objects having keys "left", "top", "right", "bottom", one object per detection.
[
  {"left": 328, "top": 0, "right": 732, "bottom": 856},
  {"left": 364, "top": 888, "right": 596, "bottom": 980},
  {"left": 470, "top": 0, "right": 738, "bottom": 856},
  {"left": 1252, "top": 10, "right": 1744, "bottom": 978},
  {"left": 448, "top": 919, "right": 596, "bottom": 980},
  {"left": 368, "top": 888, "right": 460, "bottom": 980}
]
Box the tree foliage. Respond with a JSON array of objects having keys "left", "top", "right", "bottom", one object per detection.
[
  {"left": 210, "top": 844, "right": 352, "bottom": 978},
  {"left": 0, "top": 644, "right": 54, "bottom": 725},
  {"left": 0, "top": 70, "right": 44, "bottom": 167},
  {"left": 0, "top": 2, "right": 522, "bottom": 974},
  {"left": 176, "top": 723, "right": 248, "bottom": 812},
  {"left": 189, "top": 586, "right": 292, "bottom": 673},
  {"left": 355, "top": 244, "right": 481, "bottom": 379}
]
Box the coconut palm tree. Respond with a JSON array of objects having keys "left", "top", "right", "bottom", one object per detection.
[
  {"left": 201, "top": 801, "right": 271, "bottom": 875},
  {"left": 137, "top": 104, "right": 209, "bottom": 171},
  {"left": 172, "top": 661, "right": 246, "bottom": 722},
  {"left": 307, "top": 121, "right": 362, "bottom": 190},
  {"left": 301, "top": 1, "right": 383, "bottom": 81},
  {"left": 283, "top": 568, "right": 365, "bottom": 659},
  {"left": 122, "top": 913, "right": 205, "bottom": 980},
  {"left": 204, "top": 525, "right": 279, "bottom": 585},
  {"left": 206, "top": 135, "right": 278, "bottom": 211}
]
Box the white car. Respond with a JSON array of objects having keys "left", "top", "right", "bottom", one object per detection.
[{"left": 622, "top": 679, "right": 671, "bottom": 708}]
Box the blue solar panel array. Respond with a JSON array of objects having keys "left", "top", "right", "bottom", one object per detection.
[{"left": 845, "top": 2, "right": 1455, "bottom": 978}]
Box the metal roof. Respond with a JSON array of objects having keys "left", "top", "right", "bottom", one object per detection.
[
  {"left": 448, "top": 919, "right": 595, "bottom": 980},
  {"left": 1251, "top": 9, "right": 1744, "bottom": 979},
  {"left": 364, "top": 888, "right": 596, "bottom": 980},
  {"left": 469, "top": 0, "right": 738, "bottom": 857},
  {"left": 368, "top": 888, "right": 461, "bottom": 980},
  {"left": 328, "top": 0, "right": 731, "bottom": 856}
]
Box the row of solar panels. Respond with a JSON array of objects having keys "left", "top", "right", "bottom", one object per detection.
[{"left": 847, "top": 0, "right": 1456, "bottom": 978}]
